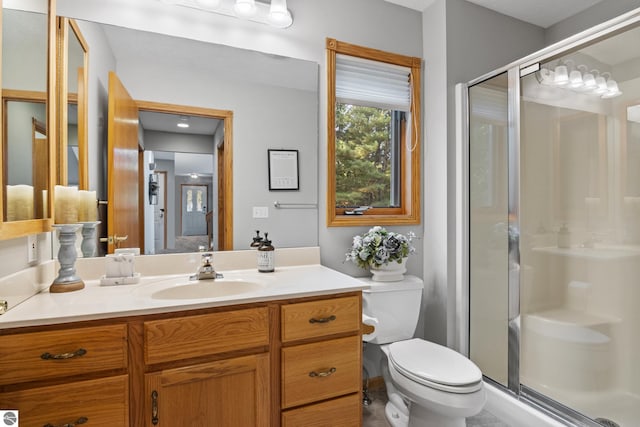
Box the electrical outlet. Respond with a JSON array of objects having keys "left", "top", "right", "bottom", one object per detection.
[
  {"left": 252, "top": 206, "right": 269, "bottom": 218},
  {"left": 27, "top": 235, "right": 38, "bottom": 263}
]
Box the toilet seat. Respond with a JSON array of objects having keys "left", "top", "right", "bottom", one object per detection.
[{"left": 388, "top": 338, "right": 483, "bottom": 394}]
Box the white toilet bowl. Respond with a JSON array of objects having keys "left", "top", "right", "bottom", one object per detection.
[
  {"left": 362, "top": 276, "right": 486, "bottom": 426},
  {"left": 381, "top": 339, "right": 486, "bottom": 427}
]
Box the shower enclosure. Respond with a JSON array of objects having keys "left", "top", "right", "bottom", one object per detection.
[{"left": 464, "top": 9, "right": 640, "bottom": 427}]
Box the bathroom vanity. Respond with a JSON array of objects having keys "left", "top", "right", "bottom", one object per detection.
[{"left": 0, "top": 249, "right": 366, "bottom": 426}]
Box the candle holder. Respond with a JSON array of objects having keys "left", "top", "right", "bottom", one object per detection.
[
  {"left": 80, "top": 221, "right": 101, "bottom": 258},
  {"left": 50, "top": 224, "right": 85, "bottom": 293}
]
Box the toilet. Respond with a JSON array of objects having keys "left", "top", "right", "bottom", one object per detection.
[{"left": 362, "top": 276, "right": 486, "bottom": 427}]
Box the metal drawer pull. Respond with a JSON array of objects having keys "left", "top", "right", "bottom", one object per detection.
[
  {"left": 151, "top": 390, "right": 159, "bottom": 425},
  {"left": 309, "top": 367, "right": 337, "bottom": 377},
  {"left": 41, "top": 348, "right": 87, "bottom": 360},
  {"left": 43, "top": 416, "right": 88, "bottom": 427},
  {"left": 309, "top": 315, "right": 336, "bottom": 324}
]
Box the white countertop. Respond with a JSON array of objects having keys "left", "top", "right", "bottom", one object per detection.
[{"left": 0, "top": 264, "right": 368, "bottom": 329}]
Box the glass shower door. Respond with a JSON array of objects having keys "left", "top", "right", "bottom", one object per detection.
[
  {"left": 468, "top": 72, "right": 510, "bottom": 387},
  {"left": 519, "top": 35, "right": 640, "bottom": 424}
]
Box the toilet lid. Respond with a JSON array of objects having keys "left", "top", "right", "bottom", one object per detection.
[{"left": 388, "top": 339, "right": 483, "bottom": 393}]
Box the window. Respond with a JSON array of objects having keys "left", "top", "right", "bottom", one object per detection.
[{"left": 326, "top": 38, "right": 421, "bottom": 226}]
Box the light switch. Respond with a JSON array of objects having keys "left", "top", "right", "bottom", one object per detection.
[{"left": 252, "top": 206, "right": 269, "bottom": 218}]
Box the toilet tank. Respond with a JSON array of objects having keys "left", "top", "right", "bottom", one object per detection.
[{"left": 361, "top": 275, "right": 424, "bottom": 344}]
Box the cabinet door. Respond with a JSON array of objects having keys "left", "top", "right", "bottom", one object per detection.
[{"left": 145, "top": 353, "right": 269, "bottom": 427}]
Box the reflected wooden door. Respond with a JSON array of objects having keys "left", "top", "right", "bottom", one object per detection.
[{"left": 107, "top": 72, "right": 139, "bottom": 253}]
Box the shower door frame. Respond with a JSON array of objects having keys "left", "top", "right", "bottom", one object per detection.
[{"left": 457, "top": 7, "right": 640, "bottom": 426}]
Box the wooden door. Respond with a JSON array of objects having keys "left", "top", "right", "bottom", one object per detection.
[
  {"left": 107, "top": 72, "right": 139, "bottom": 253},
  {"left": 145, "top": 353, "right": 270, "bottom": 427}
]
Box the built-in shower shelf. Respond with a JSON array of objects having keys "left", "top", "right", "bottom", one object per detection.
[
  {"left": 526, "top": 308, "right": 620, "bottom": 327},
  {"left": 524, "top": 309, "right": 620, "bottom": 344}
]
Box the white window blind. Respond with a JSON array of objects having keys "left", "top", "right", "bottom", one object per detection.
[{"left": 336, "top": 54, "right": 411, "bottom": 111}]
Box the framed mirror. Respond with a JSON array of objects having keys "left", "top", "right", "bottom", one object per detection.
[
  {"left": 0, "top": 0, "right": 57, "bottom": 239},
  {"left": 57, "top": 16, "right": 88, "bottom": 189},
  {"left": 61, "top": 19, "right": 319, "bottom": 254}
]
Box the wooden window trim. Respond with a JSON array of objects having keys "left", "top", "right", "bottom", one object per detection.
[{"left": 326, "top": 38, "right": 421, "bottom": 227}]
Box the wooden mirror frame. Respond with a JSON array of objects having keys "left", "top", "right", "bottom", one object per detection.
[
  {"left": 0, "top": 0, "right": 57, "bottom": 239},
  {"left": 56, "top": 16, "right": 88, "bottom": 189}
]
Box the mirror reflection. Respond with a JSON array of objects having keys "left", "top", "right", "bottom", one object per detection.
[
  {"left": 2, "top": 7, "right": 50, "bottom": 223},
  {"left": 71, "top": 19, "right": 319, "bottom": 254},
  {"left": 61, "top": 18, "right": 88, "bottom": 188}
]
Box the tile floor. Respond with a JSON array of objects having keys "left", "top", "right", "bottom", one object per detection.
[{"left": 362, "top": 386, "right": 511, "bottom": 427}]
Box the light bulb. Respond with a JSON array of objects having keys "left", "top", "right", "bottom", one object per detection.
[
  {"left": 553, "top": 65, "right": 569, "bottom": 86},
  {"left": 268, "top": 0, "right": 293, "bottom": 28},
  {"left": 568, "top": 70, "right": 583, "bottom": 89},
  {"left": 593, "top": 76, "right": 608, "bottom": 94},
  {"left": 581, "top": 72, "right": 596, "bottom": 91},
  {"left": 601, "top": 79, "right": 622, "bottom": 98},
  {"left": 234, "top": 0, "right": 257, "bottom": 18}
]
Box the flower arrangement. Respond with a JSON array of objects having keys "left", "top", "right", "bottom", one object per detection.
[{"left": 346, "top": 226, "right": 415, "bottom": 269}]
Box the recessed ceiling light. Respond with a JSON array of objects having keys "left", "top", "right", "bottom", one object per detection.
[{"left": 177, "top": 122, "right": 190, "bottom": 128}]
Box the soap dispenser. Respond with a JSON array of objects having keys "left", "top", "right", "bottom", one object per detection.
[
  {"left": 557, "top": 224, "right": 571, "bottom": 248},
  {"left": 257, "top": 232, "right": 275, "bottom": 273},
  {"left": 250, "top": 230, "right": 263, "bottom": 249}
]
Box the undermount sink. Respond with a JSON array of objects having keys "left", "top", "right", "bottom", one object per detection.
[{"left": 150, "top": 280, "right": 263, "bottom": 300}]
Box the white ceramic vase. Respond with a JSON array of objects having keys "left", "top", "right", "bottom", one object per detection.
[{"left": 370, "top": 257, "right": 407, "bottom": 282}]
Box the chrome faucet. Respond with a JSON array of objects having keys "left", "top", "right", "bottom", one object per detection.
[{"left": 190, "top": 253, "right": 223, "bottom": 281}]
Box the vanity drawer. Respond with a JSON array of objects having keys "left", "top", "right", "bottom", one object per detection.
[
  {"left": 0, "top": 375, "right": 129, "bottom": 426},
  {"left": 281, "top": 295, "right": 360, "bottom": 342},
  {"left": 144, "top": 307, "right": 269, "bottom": 365},
  {"left": 0, "top": 324, "right": 128, "bottom": 386},
  {"left": 281, "top": 393, "right": 361, "bottom": 427},
  {"left": 281, "top": 335, "right": 361, "bottom": 408}
]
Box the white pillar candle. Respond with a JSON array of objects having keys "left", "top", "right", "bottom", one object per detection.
[
  {"left": 42, "top": 189, "right": 48, "bottom": 219},
  {"left": 54, "top": 185, "right": 79, "bottom": 224},
  {"left": 78, "top": 190, "right": 97, "bottom": 222},
  {"left": 6, "top": 184, "right": 34, "bottom": 221}
]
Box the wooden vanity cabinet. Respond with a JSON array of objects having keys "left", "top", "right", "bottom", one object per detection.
[{"left": 0, "top": 292, "right": 363, "bottom": 427}]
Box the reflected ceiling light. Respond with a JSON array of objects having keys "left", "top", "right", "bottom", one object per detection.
[
  {"left": 537, "top": 61, "right": 623, "bottom": 99},
  {"left": 593, "top": 73, "right": 609, "bottom": 95},
  {"left": 162, "top": 0, "right": 293, "bottom": 29},
  {"left": 602, "top": 79, "right": 622, "bottom": 99},
  {"left": 553, "top": 64, "right": 569, "bottom": 86},
  {"left": 581, "top": 70, "right": 597, "bottom": 91},
  {"left": 190, "top": 173, "right": 199, "bottom": 179},
  {"left": 177, "top": 117, "right": 190, "bottom": 128},
  {"left": 234, "top": 0, "right": 257, "bottom": 18}
]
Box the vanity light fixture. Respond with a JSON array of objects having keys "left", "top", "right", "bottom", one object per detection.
[
  {"left": 536, "top": 60, "right": 622, "bottom": 99},
  {"left": 160, "top": 0, "right": 294, "bottom": 29}
]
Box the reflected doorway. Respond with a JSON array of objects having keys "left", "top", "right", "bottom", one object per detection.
[{"left": 137, "top": 101, "right": 232, "bottom": 254}]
